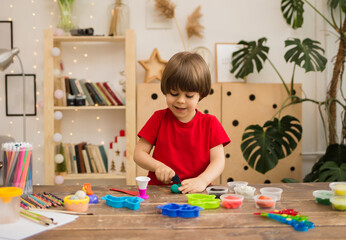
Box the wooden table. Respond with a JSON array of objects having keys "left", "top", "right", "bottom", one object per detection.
[{"left": 27, "top": 182, "right": 345, "bottom": 240}]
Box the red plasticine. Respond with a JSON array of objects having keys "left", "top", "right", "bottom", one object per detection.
[{"left": 222, "top": 195, "right": 242, "bottom": 209}]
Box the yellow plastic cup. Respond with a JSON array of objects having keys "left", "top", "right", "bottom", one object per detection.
[{"left": 0, "top": 187, "right": 23, "bottom": 224}]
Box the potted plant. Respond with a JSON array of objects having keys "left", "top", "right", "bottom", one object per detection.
[{"left": 230, "top": 0, "right": 346, "bottom": 182}]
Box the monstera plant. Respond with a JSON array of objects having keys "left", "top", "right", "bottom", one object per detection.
[{"left": 231, "top": 0, "right": 346, "bottom": 181}]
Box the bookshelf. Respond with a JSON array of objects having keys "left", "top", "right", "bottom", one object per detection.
[{"left": 43, "top": 29, "right": 137, "bottom": 185}]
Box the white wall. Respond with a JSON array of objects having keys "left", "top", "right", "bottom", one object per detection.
[{"left": 0, "top": 0, "right": 341, "bottom": 184}]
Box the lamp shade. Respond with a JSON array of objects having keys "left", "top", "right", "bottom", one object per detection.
[{"left": 0, "top": 48, "right": 20, "bottom": 71}]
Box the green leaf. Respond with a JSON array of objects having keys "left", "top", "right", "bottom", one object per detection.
[
  {"left": 328, "top": 0, "right": 346, "bottom": 12},
  {"left": 281, "top": 0, "right": 304, "bottom": 29},
  {"left": 241, "top": 115, "right": 302, "bottom": 174},
  {"left": 284, "top": 38, "right": 327, "bottom": 72},
  {"left": 303, "top": 144, "right": 346, "bottom": 182},
  {"left": 319, "top": 162, "right": 346, "bottom": 182},
  {"left": 282, "top": 178, "right": 300, "bottom": 183},
  {"left": 230, "top": 38, "right": 269, "bottom": 79}
]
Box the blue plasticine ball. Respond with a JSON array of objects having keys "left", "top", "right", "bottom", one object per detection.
[{"left": 171, "top": 184, "right": 182, "bottom": 194}]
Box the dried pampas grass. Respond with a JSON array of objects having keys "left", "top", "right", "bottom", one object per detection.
[
  {"left": 155, "top": 0, "right": 176, "bottom": 19},
  {"left": 186, "top": 5, "right": 204, "bottom": 39}
]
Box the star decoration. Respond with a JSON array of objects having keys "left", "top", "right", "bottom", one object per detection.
[{"left": 138, "top": 48, "right": 168, "bottom": 83}]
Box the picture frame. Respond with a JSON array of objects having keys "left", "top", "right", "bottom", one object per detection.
[
  {"left": 215, "top": 42, "right": 246, "bottom": 83},
  {"left": 0, "top": 21, "right": 13, "bottom": 49},
  {"left": 5, "top": 74, "right": 37, "bottom": 116}
]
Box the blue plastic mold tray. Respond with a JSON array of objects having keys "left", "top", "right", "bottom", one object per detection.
[
  {"left": 157, "top": 203, "right": 203, "bottom": 218},
  {"left": 186, "top": 194, "right": 220, "bottom": 209},
  {"left": 101, "top": 195, "right": 144, "bottom": 210}
]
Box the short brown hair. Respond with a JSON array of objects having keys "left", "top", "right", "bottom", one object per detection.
[{"left": 161, "top": 51, "right": 211, "bottom": 100}]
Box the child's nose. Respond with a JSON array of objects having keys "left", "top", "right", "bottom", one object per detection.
[{"left": 177, "top": 95, "right": 185, "bottom": 103}]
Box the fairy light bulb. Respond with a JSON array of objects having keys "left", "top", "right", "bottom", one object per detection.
[
  {"left": 37, "top": 130, "right": 41, "bottom": 134},
  {"left": 9, "top": 121, "right": 13, "bottom": 124},
  {"left": 96, "top": 116, "right": 100, "bottom": 120},
  {"left": 70, "top": 132, "right": 73, "bottom": 136},
  {"left": 98, "top": 128, "right": 102, "bottom": 132},
  {"left": 84, "top": 53, "right": 88, "bottom": 58}
]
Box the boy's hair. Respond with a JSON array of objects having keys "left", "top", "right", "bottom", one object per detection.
[{"left": 161, "top": 51, "right": 211, "bottom": 100}]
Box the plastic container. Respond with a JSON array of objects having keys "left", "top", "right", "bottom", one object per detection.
[
  {"left": 2, "top": 143, "right": 33, "bottom": 195},
  {"left": 329, "top": 182, "right": 346, "bottom": 196},
  {"left": 330, "top": 196, "right": 346, "bottom": 211},
  {"left": 64, "top": 195, "right": 89, "bottom": 212},
  {"left": 0, "top": 187, "right": 23, "bottom": 224},
  {"left": 220, "top": 194, "right": 244, "bottom": 209},
  {"left": 227, "top": 181, "right": 248, "bottom": 192},
  {"left": 254, "top": 194, "right": 278, "bottom": 209},
  {"left": 234, "top": 185, "right": 256, "bottom": 200},
  {"left": 206, "top": 186, "right": 228, "bottom": 198},
  {"left": 313, "top": 190, "right": 333, "bottom": 205},
  {"left": 260, "top": 187, "right": 283, "bottom": 200}
]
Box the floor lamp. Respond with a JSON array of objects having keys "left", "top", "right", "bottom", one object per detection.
[{"left": 0, "top": 48, "right": 26, "bottom": 142}]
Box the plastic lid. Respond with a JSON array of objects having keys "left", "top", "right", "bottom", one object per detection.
[{"left": 0, "top": 187, "right": 23, "bottom": 203}]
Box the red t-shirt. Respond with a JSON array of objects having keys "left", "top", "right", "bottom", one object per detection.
[{"left": 138, "top": 108, "right": 230, "bottom": 185}]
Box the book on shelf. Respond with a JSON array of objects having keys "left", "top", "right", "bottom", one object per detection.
[
  {"left": 96, "top": 82, "right": 116, "bottom": 106},
  {"left": 86, "top": 145, "right": 99, "bottom": 173},
  {"left": 79, "top": 79, "right": 94, "bottom": 106},
  {"left": 68, "top": 144, "right": 78, "bottom": 174},
  {"left": 74, "top": 79, "right": 88, "bottom": 106},
  {"left": 92, "top": 83, "right": 109, "bottom": 106},
  {"left": 69, "top": 78, "right": 80, "bottom": 96},
  {"left": 84, "top": 82, "right": 102, "bottom": 105},
  {"left": 82, "top": 149, "right": 91, "bottom": 173},
  {"left": 98, "top": 145, "right": 108, "bottom": 172},
  {"left": 103, "top": 82, "right": 123, "bottom": 105},
  {"left": 92, "top": 144, "right": 107, "bottom": 173},
  {"left": 75, "top": 142, "right": 87, "bottom": 173}
]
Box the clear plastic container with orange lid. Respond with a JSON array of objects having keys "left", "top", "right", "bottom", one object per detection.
[{"left": 0, "top": 187, "right": 23, "bottom": 224}]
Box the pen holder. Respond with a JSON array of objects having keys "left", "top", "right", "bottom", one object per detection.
[{"left": 1, "top": 143, "right": 33, "bottom": 195}]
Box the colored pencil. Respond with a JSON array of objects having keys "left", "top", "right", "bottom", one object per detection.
[
  {"left": 28, "top": 208, "right": 94, "bottom": 215},
  {"left": 20, "top": 211, "right": 49, "bottom": 226},
  {"left": 20, "top": 209, "right": 56, "bottom": 225}
]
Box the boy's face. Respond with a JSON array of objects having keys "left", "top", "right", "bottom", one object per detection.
[{"left": 166, "top": 89, "right": 200, "bottom": 123}]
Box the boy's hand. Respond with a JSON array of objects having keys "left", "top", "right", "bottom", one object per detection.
[
  {"left": 155, "top": 164, "right": 175, "bottom": 184},
  {"left": 178, "top": 177, "right": 208, "bottom": 194}
]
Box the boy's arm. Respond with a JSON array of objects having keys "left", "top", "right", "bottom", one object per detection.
[
  {"left": 133, "top": 138, "right": 175, "bottom": 184},
  {"left": 179, "top": 144, "right": 225, "bottom": 194}
]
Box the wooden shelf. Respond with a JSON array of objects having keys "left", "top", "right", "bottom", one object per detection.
[
  {"left": 43, "top": 29, "right": 137, "bottom": 185},
  {"left": 54, "top": 106, "right": 126, "bottom": 110},
  {"left": 63, "top": 173, "right": 126, "bottom": 180},
  {"left": 53, "top": 36, "right": 125, "bottom": 43}
]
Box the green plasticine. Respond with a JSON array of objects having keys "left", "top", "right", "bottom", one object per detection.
[{"left": 171, "top": 184, "right": 182, "bottom": 194}]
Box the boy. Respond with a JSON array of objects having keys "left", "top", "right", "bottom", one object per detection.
[{"left": 134, "top": 51, "right": 230, "bottom": 193}]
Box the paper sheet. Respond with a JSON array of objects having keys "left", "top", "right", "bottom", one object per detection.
[{"left": 0, "top": 210, "right": 78, "bottom": 240}]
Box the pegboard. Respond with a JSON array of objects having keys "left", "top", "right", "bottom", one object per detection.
[
  {"left": 221, "top": 83, "right": 302, "bottom": 184},
  {"left": 136, "top": 83, "right": 222, "bottom": 182}
]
